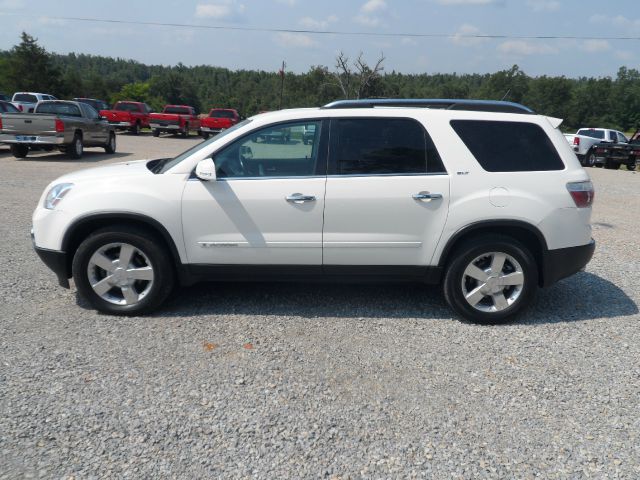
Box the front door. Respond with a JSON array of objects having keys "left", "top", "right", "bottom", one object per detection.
[
  {"left": 322, "top": 117, "right": 450, "bottom": 267},
  {"left": 182, "top": 119, "right": 327, "bottom": 265}
]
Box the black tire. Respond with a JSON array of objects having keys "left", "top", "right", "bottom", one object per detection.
[
  {"left": 585, "top": 149, "right": 597, "bottom": 167},
  {"left": 43, "top": 146, "right": 54, "bottom": 152},
  {"left": 202, "top": 132, "right": 210, "bottom": 140},
  {"left": 604, "top": 159, "right": 620, "bottom": 170},
  {"left": 72, "top": 226, "right": 175, "bottom": 316},
  {"left": 130, "top": 122, "right": 141, "bottom": 135},
  {"left": 443, "top": 234, "right": 538, "bottom": 324},
  {"left": 68, "top": 134, "right": 83, "bottom": 159},
  {"left": 104, "top": 132, "right": 116, "bottom": 154},
  {"left": 627, "top": 161, "right": 637, "bottom": 171},
  {"left": 182, "top": 123, "right": 189, "bottom": 137},
  {"left": 153, "top": 129, "right": 160, "bottom": 137},
  {"left": 10, "top": 144, "right": 29, "bottom": 158}
]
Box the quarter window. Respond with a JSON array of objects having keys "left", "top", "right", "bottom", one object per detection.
[
  {"left": 214, "top": 121, "right": 323, "bottom": 178},
  {"left": 332, "top": 118, "right": 445, "bottom": 175},
  {"left": 451, "top": 120, "right": 564, "bottom": 172}
]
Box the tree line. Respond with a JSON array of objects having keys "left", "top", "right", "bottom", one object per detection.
[{"left": 1, "top": 32, "right": 640, "bottom": 132}]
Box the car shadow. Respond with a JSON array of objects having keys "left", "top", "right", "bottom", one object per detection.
[
  {"left": 9, "top": 151, "right": 133, "bottom": 163},
  {"left": 134, "top": 271, "right": 637, "bottom": 325}
]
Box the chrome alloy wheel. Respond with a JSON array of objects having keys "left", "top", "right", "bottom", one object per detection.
[
  {"left": 461, "top": 252, "right": 525, "bottom": 313},
  {"left": 87, "top": 242, "right": 154, "bottom": 306}
]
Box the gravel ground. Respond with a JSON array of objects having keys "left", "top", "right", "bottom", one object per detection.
[{"left": 1, "top": 133, "right": 639, "bottom": 479}]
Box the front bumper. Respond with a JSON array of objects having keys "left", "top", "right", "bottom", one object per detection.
[
  {"left": 0, "top": 134, "right": 65, "bottom": 145},
  {"left": 542, "top": 239, "right": 595, "bottom": 287},
  {"left": 109, "top": 121, "right": 134, "bottom": 128},
  {"left": 34, "top": 246, "right": 70, "bottom": 288}
]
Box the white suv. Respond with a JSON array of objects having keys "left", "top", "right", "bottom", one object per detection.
[{"left": 32, "top": 99, "right": 595, "bottom": 324}]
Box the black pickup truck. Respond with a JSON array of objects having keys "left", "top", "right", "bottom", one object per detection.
[{"left": 592, "top": 130, "right": 638, "bottom": 171}]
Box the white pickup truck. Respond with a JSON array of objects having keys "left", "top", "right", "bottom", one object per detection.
[{"left": 565, "top": 128, "right": 629, "bottom": 167}]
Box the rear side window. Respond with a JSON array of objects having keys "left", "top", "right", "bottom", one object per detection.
[
  {"left": 211, "top": 110, "right": 235, "bottom": 118},
  {"left": 451, "top": 120, "right": 564, "bottom": 172},
  {"left": 164, "top": 106, "right": 191, "bottom": 114},
  {"left": 115, "top": 103, "right": 140, "bottom": 112},
  {"left": 332, "top": 118, "right": 445, "bottom": 175}
]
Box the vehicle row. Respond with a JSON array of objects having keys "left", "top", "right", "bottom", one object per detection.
[
  {"left": 0, "top": 95, "right": 241, "bottom": 159},
  {"left": 564, "top": 127, "right": 639, "bottom": 171}
]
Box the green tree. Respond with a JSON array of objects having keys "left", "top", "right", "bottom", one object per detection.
[{"left": 5, "top": 32, "right": 60, "bottom": 94}]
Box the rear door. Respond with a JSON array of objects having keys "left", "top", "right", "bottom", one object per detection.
[{"left": 322, "top": 117, "right": 450, "bottom": 268}]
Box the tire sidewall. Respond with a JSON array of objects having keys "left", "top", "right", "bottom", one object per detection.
[
  {"left": 444, "top": 237, "right": 538, "bottom": 324},
  {"left": 72, "top": 228, "right": 174, "bottom": 315}
]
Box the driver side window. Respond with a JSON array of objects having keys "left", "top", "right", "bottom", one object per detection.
[{"left": 215, "top": 121, "right": 322, "bottom": 179}]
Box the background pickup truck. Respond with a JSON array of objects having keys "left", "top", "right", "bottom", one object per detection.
[
  {"left": 99, "top": 101, "right": 152, "bottom": 135},
  {"left": 200, "top": 108, "right": 240, "bottom": 139},
  {"left": 566, "top": 128, "right": 629, "bottom": 167},
  {"left": 0, "top": 100, "right": 116, "bottom": 159},
  {"left": 149, "top": 105, "right": 201, "bottom": 137}
]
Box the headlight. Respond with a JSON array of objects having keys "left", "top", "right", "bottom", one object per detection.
[{"left": 44, "top": 183, "right": 74, "bottom": 210}]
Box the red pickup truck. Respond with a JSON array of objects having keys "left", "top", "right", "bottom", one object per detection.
[
  {"left": 200, "top": 108, "right": 240, "bottom": 139},
  {"left": 99, "top": 101, "right": 152, "bottom": 135},
  {"left": 149, "top": 105, "right": 201, "bottom": 137}
]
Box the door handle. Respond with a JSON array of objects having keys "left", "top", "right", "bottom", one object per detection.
[
  {"left": 286, "top": 193, "right": 316, "bottom": 204},
  {"left": 412, "top": 191, "right": 443, "bottom": 202}
]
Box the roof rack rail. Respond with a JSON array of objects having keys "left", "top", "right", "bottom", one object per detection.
[{"left": 322, "top": 98, "right": 535, "bottom": 114}]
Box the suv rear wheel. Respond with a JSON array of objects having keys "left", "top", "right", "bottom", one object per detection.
[
  {"left": 443, "top": 235, "right": 538, "bottom": 324},
  {"left": 72, "top": 226, "right": 174, "bottom": 315},
  {"left": 10, "top": 144, "right": 29, "bottom": 158}
]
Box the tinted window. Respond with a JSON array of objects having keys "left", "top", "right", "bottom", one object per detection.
[
  {"left": 35, "top": 102, "right": 81, "bottom": 117},
  {"left": 164, "top": 106, "right": 191, "bottom": 114},
  {"left": 211, "top": 110, "right": 236, "bottom": 118},
  {"left": 617, "top": 132, "right": 628, "bottom": 143},
  {"left": 215, "top": 121, "right": 322, "bottom": 178},
  {"left": 451, "top": 120, "right": 564, "bottom": 172},
  {"left": 332, "top": 118, "right": 444, "bottom": 175},
  {"left": 0, "top": 101, "right": 20, "bottom": 113},
  {"left": 577, "top": 129, "right": 605, "bottom": 140},
  {"left": 14, "top": 93, "right": 38, "bottom": 103},
  {"left": 115, "top": 103, "right": 140, "bottom": 112},
  {"left": 83, "top": 103, "right": 99, "bottom": 119}
]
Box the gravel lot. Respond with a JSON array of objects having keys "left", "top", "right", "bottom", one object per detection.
[{"left": 1, "top": 133, "right": 639, "bottom": 479}]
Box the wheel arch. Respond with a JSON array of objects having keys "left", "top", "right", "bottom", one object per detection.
[
  {"left": 61, "top": 212, "right": 188, "bottom": 284},
  {"left": 437, "top": 220, "right": 549, "bottom": 287}
]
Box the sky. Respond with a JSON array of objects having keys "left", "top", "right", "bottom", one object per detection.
[{"left": 0, "top": 0, "right": 638, "bottom": 78}]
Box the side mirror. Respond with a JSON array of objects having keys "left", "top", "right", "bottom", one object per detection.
[{"left": 195, "top": 158, "right": 216, "bottom": 181}]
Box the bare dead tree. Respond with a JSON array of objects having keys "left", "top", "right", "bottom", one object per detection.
[{"left": 331, "top": 51, "right": 385, "bottom": 99}]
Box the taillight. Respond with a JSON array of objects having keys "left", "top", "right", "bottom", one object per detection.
[
  {"left": 567, "top": 181, "right": 594, "bottom": 208},
  {"left": 573, "top": 137, "right": 580, "bottom": 146},
  {"left": 55, "top": 119, "right": 64, "bottom": 133},
  {"left": 0, "top": 115, "right": 3, "bottom": 130},
  {"left": 17, "top": 104, "right": 23, "bottom": 111}
]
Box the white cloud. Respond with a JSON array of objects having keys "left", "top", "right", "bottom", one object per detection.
[
  {"left": 274, "top": 32, "right": 317, "bottom": 48},
  {"left": 615, "top": 50, "right": 634, "bottom": 61},
  {"left": 275, "top": 0, "right": 297, "bottom": 5},
  {"left": 195, "top": 1, "right": 246, "bottom": 20},
  {"left": 361, "top": 0, "right": 386, "bottom": 13},
  {"left": 451, "top": 24, "right": 488, "bottom": 47},
  {"left": 498, "top": 40, "right": 558, "bottom": 56},
  {"left": 0, "top": 0, "right": 25, "bottom": 8},
  {"left": 582, "top": 39, "right": 611, "bottom": 53},
  {"left": 589, "top": 14, "right": 640, "bottom": 31},
  {"left": 436, "top": 0, "right": 497, "bottom": 5},
  {"left": 526, "top": 0, "right": 560, "bottom": 12},
  {"left": 299, "top": 15, "right": 338, "bottom": 30},
  {"left": 354, "top": 14, "right": 381, "bottom": 27},
  {"left": 401, "top": 37, "right": 418, "bottom": 46}
]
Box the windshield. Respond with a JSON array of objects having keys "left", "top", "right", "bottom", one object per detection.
[
  {"left": 210, "top": 110, "right": 235, "bottom": 118},
  {"left": 155, "top": 119, "right": 252, "bottom": 174},
  {"left": 36, "top": 102, "right": 81, "bottom": 117},
  {"left": 164, "top": 106, "right": 191, "bottom": 114}
]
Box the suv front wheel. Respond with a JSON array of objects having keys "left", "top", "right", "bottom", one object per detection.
[
  {"left": 72, "top": 226, "right": 174, "bottom": 315},
  {"left": 443, "top": 235, "right": 538, "bottom": 324}
]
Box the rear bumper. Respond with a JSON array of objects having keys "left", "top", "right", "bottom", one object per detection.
[
  {"left": 109, "top": 121, "right": 134, "bottom": 128},
  {"left": 150, "top": 123, "right": 181, "bottom": 130},
  {"left": 542, "top": 239, "right": 595, "bottom": 287},
  {"left": 0, "top": 134, "right": 65, "bottom": 145},
  {"left": 201, "top": 127, "right": 223, "bottom": 133}
]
